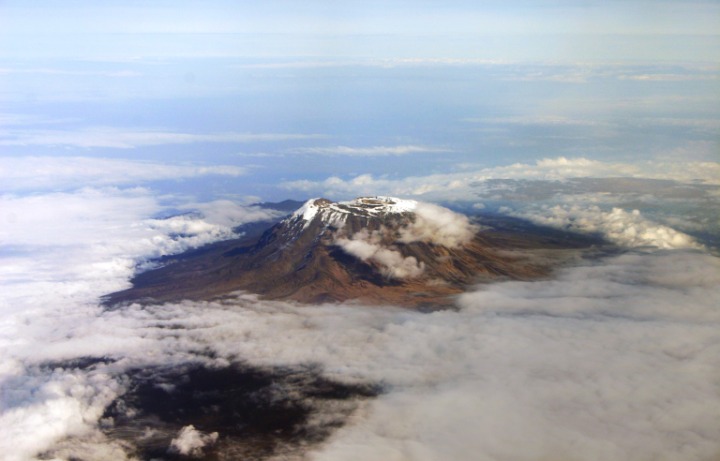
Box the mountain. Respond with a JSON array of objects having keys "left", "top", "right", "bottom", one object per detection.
[
  {"left": 106, "top": 197, "right": 603, "bottom": 309},
  {"left": 250, "top": 199, "right": 306, "bottom": 213}
]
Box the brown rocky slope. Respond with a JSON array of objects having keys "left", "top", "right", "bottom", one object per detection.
[{"left": 105, "top": 197, "right": 604, "bottom": 309}]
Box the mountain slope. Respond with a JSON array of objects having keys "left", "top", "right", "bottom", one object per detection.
[{"left": 106, "top": 197, "right": 603, "bottom": 309}]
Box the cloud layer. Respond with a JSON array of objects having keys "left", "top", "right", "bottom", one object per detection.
[
  {"left": 311, "top": 251, "right": 720, "bottom": 461},
  {"left": 0, "top": 188, "right": 284, "bottom": 460},
  {"left": 1, "top": 183, "right": 719, "bottom": 460},
  {"left": 5, "top": 250, "right": 718, "bottom": 460},
  {"left": 283, "top": 157, "right": 720, "bottom": 249},
  {"left": 0, "top": 128, "right": 322, "bottom": 149},
  {"left": 287, "top": 145, "right": 447, "bottom": 156},
  {"left": 283, "top": 157, "right": 720, "bottom": 200},
  {"left": 0, "top": 156, "right": 246, "bottom": 191},
  {"left": 502, "top": 204, "right": 702, "bottom": 250}
]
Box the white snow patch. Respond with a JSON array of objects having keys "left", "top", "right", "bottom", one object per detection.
[
  {"left": 291, "top": 197, "right": 418, "bottom": 229},
  {"left": 292, "top": 198, "right": 322, "bottom": 228},
  {"left": 341, "top": 196, "right": 418, "bottom": 215}
]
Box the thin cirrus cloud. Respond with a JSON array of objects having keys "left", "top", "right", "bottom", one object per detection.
[
  {"left": 0, "top": 67, "right": 142, "bottom": 77},
  {"left": 0, "top": 156, "right": 246, "bottom": 191},
  {"left": 287, "top": 145, "right": 448, "bottom": 156},
  {"left": 234, "top": 58, "right": 508, "bottom": 70},
  {"left": 463, "top": 115, "right": 606, "bottom": 127},
  {"left": 501, "top": 64, "right": 720, "bottom": 84},
  {"left": 0, "top": 128, "right": 324, "bottom": 149}
]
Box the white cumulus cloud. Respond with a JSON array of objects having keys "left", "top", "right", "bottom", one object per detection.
[
  {"left": 335, "top": 229, "right": 425, "bottom": 279},
  {"left": 332, "top": 200, "right": 476, "bottom": 279},
  {"left": 503, "top": 204, "right": 702, "bottom": 250},
  {"left": 400, "top": 202, "right": 477, "bottom": 247},
  {"left": 168, "top": 425, "right": 219, "bottom": 457},
  {"left": 281, "top": 157, "right": 720, "bottom": 200}
]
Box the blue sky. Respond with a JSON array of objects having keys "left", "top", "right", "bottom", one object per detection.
[
  {"left": 2, "top": 1, "right": 720, "bottom": 60},
  {"left": 0, "top": 0, "right": 718, "bottom": 202},
  {"left": 3, "top": 1, "right": 720, "bottom": 35}
]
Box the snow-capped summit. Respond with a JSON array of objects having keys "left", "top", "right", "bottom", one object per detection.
[{"left": 291, "top": 197, "right": 418, "bottom": 229}]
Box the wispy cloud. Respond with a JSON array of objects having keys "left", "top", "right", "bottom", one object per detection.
[
  {"left": 463, "top": 115, "right": 605, "bottom": 127},
  {"left": 236, "top": 60, "right": 720, "bottom": 84},
  {"left": 0, "top": 156, "right": 246, "bottom": 191},
  {"left": 636, "top": 117, "right": 720, "bottom": 131},
  {"left": 501, "top": 62, "right": 720, "bottom": 84},
  {"left": 0, "top": 67, "right": 142, "bottom": 77},
  {"left": 617, "top": 73, "right": 719, "bottom": 82},
  {"left": 0, "top": 113, "right": 80, "bottom": 127},
  {"left": 287, "top": 145, "right": 448, "bottom": 156},
  {"left": 0, "top": 128, "right": 324, "bottom": 149},
  {"left": 235, "top": 58, "right": 508, "bottom": 70}
]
